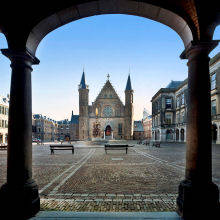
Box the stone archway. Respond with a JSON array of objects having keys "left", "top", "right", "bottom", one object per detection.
[
  {"left": 180, "top": 128, "right": 185, "bottom": 142},
  {"left": 166, "top": 129, "right": 173, "bottom": 141},
  {"left": 0, "top": 1, "right": 219, "bottom": 219},
  {"left": 105, "top": 125, "right": 112, "bottom": 136},
  {"left": 104, "top": 125, "right": 114, "bottom": 140},
  {"left": 26, "top": 1, "right": 194, "bottom": 55},
  {"left": 176, "top": 129, "right": 179, "bottom": 141}
]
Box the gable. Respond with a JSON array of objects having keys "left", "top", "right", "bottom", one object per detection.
[{"left": 94, "top": 80, "right": 124, "bottom": 106}]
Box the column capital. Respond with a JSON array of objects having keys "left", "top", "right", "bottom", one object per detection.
[
  {"left": 1, "top": 48, "right": 40, "bottom": 65},
  {"left": 180, "top": 40, "right": 219, "bottom": 59}
]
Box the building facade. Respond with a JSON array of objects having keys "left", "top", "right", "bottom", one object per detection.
[
  {"left": 0, "top": 95, "right": 9, "bottom": 144},
  {"left": 133, "top": 120, "right": 144, "bottom": 140},
  {"left": 210, "top": 53, "right": 220, "bottom": 143},
  {"left": 142, "top": 108, "right": 152, "bottom": 140},
  {"left": 32, "top": 114, "right": 58, "bottom": 142},
  {"left": 78, "top": 72, "right": 134, "bottom": 140},
  {"left": 57, "top": 112, "right": 79, "bottom": 142},
  {"left": 151, "top": 52, "right": 220, "bottom": 143}
]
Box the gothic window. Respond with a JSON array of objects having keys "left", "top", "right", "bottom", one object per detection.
[
  {"left": 95, "top": 107, "right": 99, "bottom": 116},
  {"left": 103, "top": 106, "right": 113, "bottom": 117}
]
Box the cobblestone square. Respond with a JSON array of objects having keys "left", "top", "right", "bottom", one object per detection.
[{"left": 0, "top": 141, "right": 219, "bottom": 212}]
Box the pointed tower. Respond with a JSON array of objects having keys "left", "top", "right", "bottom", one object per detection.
[
  {"left": 125, "top": 74, "right": 134, "bottom": 140},
  {"left": 78, "top": 70, "right": 89, "bottom": 140},
  {"left": 70, "top": 110, "right": 74, "bottom": 123}
]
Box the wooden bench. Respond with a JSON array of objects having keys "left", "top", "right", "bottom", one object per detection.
[
  {"left": 0, "top": 144, "right": 7, "bottom": 150},
  {"left": 152, "top": 141, "right": 161, "bottom": 148},
  {"left": 50, "top": 144, "right": 74, "bottom": 155},
  {"left": 105, "top": 144, "right": 131, "bottom": 154}
]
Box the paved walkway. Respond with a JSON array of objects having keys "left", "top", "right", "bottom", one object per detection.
[
  {"left": 1, "top": 141, "right": 219, "bottom": 213},
  {"left": 31, "top": 211, "right": 182, "bottom": 219}
]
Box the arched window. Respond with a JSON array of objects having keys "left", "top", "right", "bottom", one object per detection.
[
  {"left": 176, "top": 129, "right": 179, "bottom": 141},
  {"left": 95, "top": 107, "right": 98, "bottom": 116},
  {"left": 180, "top": 129, "right": 185, "bottom": 141}
]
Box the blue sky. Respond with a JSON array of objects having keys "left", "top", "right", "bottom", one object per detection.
[{"left": 0, "top": 15, "right": 219, "bottom": 120}]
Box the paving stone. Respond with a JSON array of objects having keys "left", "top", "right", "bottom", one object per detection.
[{"left": 1, "top": 142, "right": 219, "bottom": 212}]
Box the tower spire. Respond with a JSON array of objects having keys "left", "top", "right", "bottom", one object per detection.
[
  {"left": 125, "top": 74, "right": 132, "bottom": 91},
  {"left": 79, "top": 69, "right": 86, "bottom": 89}
]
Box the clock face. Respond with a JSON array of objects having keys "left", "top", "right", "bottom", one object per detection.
[{"left": 103, "top": 106, "right": 113, "bottom": 117}]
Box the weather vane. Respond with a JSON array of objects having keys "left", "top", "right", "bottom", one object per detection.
[{"left": 107, "top": 73, "right": 110, "bottom": 80}]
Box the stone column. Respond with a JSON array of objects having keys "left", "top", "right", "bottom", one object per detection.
[
  {"left": 177, "top": 41, "right": 220, "bottom": 219},
  {"left": 0, "top": 49, "right": 40, "bottom": 219}
]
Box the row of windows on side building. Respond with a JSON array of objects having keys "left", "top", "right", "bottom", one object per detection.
[{"left": 151, "top": 52, "right": 220, "bottom": 143}]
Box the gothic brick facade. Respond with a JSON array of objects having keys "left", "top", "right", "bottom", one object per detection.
[{"left": 78, "top": 72, "right": 133, "bottom": 140}]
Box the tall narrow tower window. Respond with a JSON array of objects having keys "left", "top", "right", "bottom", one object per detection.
[{"left": 95, "top": 107, "right": 99, "bottom": 116}]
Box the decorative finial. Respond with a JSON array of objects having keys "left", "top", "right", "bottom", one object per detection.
[
  {"left": 107, "top": 73, "right": 110, "bottom": 81},
  {"left": 129, "top": 66, "right": 131, "bottom": 75}
]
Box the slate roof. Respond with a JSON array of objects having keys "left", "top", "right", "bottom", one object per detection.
[
  {"left": 0, "top": 95, "right": 9, "bottom": 107},
  {"left": 79, "top": 71, "right": 86, "bottom": 89},
  {"left": 166, "top": 80, "right": 183, "bottom": 89},
  {"left": 33, "top": 114, "right": 57, "bottom": 123},
  {"left": 94, "top": 79, "right": 124, "bottom": 105},
  {"left": 210, "top": 52, "right": 220, "bottom": 66},
  {"left": 133, "top": 121, "right": 144, "bottom": 132},
  {"left": 57, "top": 119, "right": 70, "bottom": 125},
  {"left": 125, "top": 74, "right": 132, "bottom": 91},
  {"left": 71, "top": 111, "right": 79, "bottom": 124}
]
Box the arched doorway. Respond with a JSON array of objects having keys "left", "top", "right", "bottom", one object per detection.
[
  {"left": 105, "top": 125, "right": 112, "bottom": 137},
  {"left": 180, "top": 129, "right": 185, "bottom": 142},
  {"left": 176, "top": 129, "right": 179, "bottom": 141},
  {"left": 212, "top": 124, "right": 217, "bottom": 143},
  {"left": 166, "top": 129, "right": 173, "bottom": 141}
]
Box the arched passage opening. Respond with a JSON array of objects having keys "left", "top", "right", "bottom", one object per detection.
[
  {"left": 166, "top": 129, "right": 173, "bottom": 141},
  {"left": 0, "top": 1, "right": 219, "bottom": 219},
  {"left": 212, "top": 124, "right": 217, "bottom": 143},
  {"left": 176, "top": 129, "right": 179, "bottom": 141},
  {"left": 105, "top": 125, "right": 112, "bottom": 136},
  {"left": 180, "top": 128, "right": 185, "bottom": 142}
]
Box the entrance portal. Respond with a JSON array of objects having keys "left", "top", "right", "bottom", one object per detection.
[{"left": 105, "top": 125, "right": 112, "bottom": 136}]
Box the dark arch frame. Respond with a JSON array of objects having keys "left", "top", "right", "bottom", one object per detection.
[
  {"left": 26, "top": 0, "right": 194, "bottom": 55},
  {"left": 0, "top": 1, "right": 219, "bottom": 219}
]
